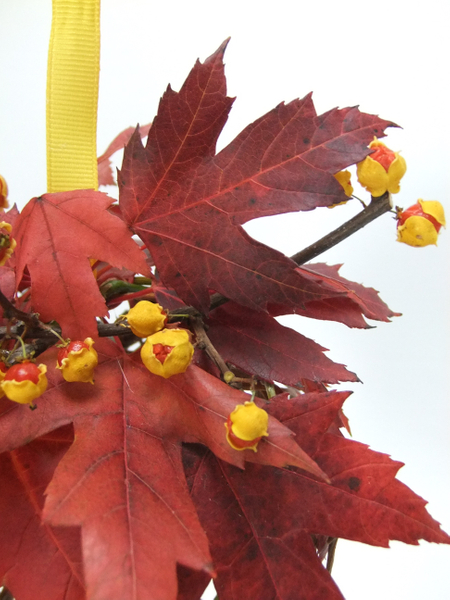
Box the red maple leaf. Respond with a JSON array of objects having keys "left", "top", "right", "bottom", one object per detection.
[
  {"left": 183, "top": 390, "right": 450, "bottom": 600},
  {"left": 206, "top": 302, "right": 359, "bottom": 386},
  {"left": 1, "top": 40, "right": 447, "bottom": 600},
  {"left": 97, "top": 123, "right": 152, "bottom": 187},
  {"left": 12, "top": 190, "right": 150, "bottom": 339},
  {"left": 119, "top": 40, "right": 395, "bottom": 314},
  {"left": 0, "top": 339, "right": 328, "bottom": 600},
  {"left": 0, "top": 425, "right": 84, "bottom": 600},
  {"left": 291, "top": 263, "right": 400, "bottom": 326}
]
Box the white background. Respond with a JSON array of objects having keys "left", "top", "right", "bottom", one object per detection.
[{"left": 1, "top": 1, "right": 449, "bottom": 599}]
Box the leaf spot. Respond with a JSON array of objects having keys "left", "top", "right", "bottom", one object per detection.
[{"left": 348, "top": 476, "right": 361, "bottom": 491}]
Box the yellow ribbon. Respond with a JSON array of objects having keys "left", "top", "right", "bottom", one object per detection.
[{"left": 46, "top": 0, "right": 100, "bottom": 193}]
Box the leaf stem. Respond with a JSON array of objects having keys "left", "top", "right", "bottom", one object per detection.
[{"left": 191, "top": 317, "right": 230, "bottom": 378}]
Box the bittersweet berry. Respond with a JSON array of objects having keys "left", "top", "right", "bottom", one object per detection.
[
  {"left": 397, "top": 200, "right": 446, "bottom": 247},
  {"left": 126, "top": 300, "right": 167, "bottom": 338},
  {"left": 357, "top": 138, "right": 406, "bottom": 197},
  {"left": 333, "top": 170, "right": 354, "bottom": 200},
  {"left": 225, "top": 401, "right": 269, "bottom": 452},
  {"left": 57, "top": 337, "right": 98, "bottom": 383},
  {"left": 1, "top": 361, "right": 48, "bottom": 405},
  {"left": 0, "top": 361, "right": 8, "bottom": 399},
  {"left": 140, "top": 328, "right": 194, "bottom": 378},
  {"left": 0, "top": 174, "right": 8, "bottom": 210},
  {"left": 0, "top": 221, "right": 16, "bottom": 266}
]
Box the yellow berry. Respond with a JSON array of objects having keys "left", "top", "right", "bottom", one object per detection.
[
  {"left": 225, "top": 401, "right": 269, "bottom": 452},
  {"left": 1, "top": 362, "right": 48, "bottom": 405},
  {"left": 57, "top": 338, "right": 98, "bottom": 384},
  {"left": 141, "top": 328, "right": 194, "bottom": 378},
  {"left": 357, "top": 138, "right": 406, "bottom": 197},
  {"left": 127, "top": 301, "right": 167, "bottom": 337}
]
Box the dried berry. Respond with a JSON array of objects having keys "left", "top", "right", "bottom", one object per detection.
[
  {"left": 0, "top": 221, "right": 16, "bottom": 266},
  {"left": 0, "top": 174, "right": 8, "bottom": 210}
]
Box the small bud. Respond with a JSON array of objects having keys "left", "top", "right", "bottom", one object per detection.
[
  {"left": 397, "top": 200, "right": 446, "bottom": 247},
  {"left": 223, "top": 370, "right": 235, "bottom": 384},
  {"left": 57, "top": 338, "right": 98, "bottom": 383},
  {"left": 0, "top": 221, "right": 16, "bottom": 266},
  {"left": 225, "top": 401, "right": 269, "bottom": 452},
  {"left": 1, "top": 361, "right": 48, "bottom": 405},
  {"left": 126, "top": 300, "right": 167, "bottom": 337},
  {"left": 356, "top": 138, "right": 407, "bottom": 197},
  {"left": 141, "top": 328, "right": 194, "bottom": 378}
]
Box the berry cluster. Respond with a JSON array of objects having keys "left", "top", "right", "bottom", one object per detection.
[
  {"left": 333, "top": 138, "right": 445, "bottom": 247},
  {"left": 0, "top": 337, "right": 99, "bottom": 408},
  {"left": 126, "top": 300, "right": 194, "bottom": 379},
  {"left": 127, "top": 301, "right": 269, "bottom": 450}
]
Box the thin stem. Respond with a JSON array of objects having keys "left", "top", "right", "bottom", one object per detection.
[
  {"left": 191, "top": 317, "right": 230, "bottom": 378},
  {"left": 9, "top": 333, "right": 28, "bottom": 361},
  {"left": 0, "top": 289, "right": 41, "bottom": 328},
  {"left": 208, "top": 193, "right": 391, "bottom": 311},
  {"left": 291, "top": 192, "right": 391, "bottom": 265}
]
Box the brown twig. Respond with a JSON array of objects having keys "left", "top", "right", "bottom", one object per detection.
[
  {"left": 290, "top": 192, "right": 392, "bottom": 265},
  {"left": 0, "top": 289, "right": 41, "bottom": 328},
  {"left": 209, "top": 193, "right": 391, "bottom": 311},
  {"left": 191, "top": 317, "right": 230, "bottom": 378}
]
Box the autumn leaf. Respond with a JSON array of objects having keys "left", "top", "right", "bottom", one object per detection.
[
  {"left": 184, "top": 391, "right": 450, "bottom": 600},
  {"left": 0, "top": 425, "right": 84, "bottom": 600},
  {"left": 97, "top": 123, "right": 152, "bottom": 186},
  {"left": 176, "top": 565, "right": 211, "bottom": 600},
  {"left": 119, "top": 41, "right": 395, "bottom": 313},
  {"left": 12, "top": 190, "right": 150, "bottom": 339},
  {"left": 206, "top": 302, "right": 359, "bottom": 385},
  {"left": 293, "top": 263, "right": 400, "bottom": 326},
  {"left": 0, "top": 339, "right": 328, "bottom": 600},
  {"left": 1, "top": 37, "right": 447, "bottom": 600}
]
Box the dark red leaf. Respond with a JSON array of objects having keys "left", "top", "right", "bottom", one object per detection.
[
  {"left": 119, "top": 42, "right": 395, "bottom": 313},
  {"left": 0, "top": 425, "right": 84, "bottom": 600},
  {"left": 0, "top": 339, "right": 330, "bottom": 599},
  {"left": 184, "top": 391, "right": 450, "bottom": 600},
  {"left": 206, "top": 303, "right": 359, "bottom": 386},
  {"left": 176, "top": 565, "right": 211, "bottom": 600},
  {"left": 298, "top": 263, "right": 400, "bottom": 325}
]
